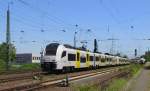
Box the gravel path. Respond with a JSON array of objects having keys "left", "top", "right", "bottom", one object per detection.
[{"left": 131, "top": 65, "right": 150, "bottom": 91}]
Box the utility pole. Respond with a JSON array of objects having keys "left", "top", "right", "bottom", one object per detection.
[
  {"left": 74, "top": 24, "right": 78, "bottom": 48},
  {"left": 108, "top": 37, "right": 119, "bottom": 55},
  {"left": 108, "top": 37, "right": 115, "bottom": 55},
  {"left": 6, "top": 6, "right": 11, "bottom": 70},
  {"left": 110, "top": 38, "right": 114, "bottom": 55}
]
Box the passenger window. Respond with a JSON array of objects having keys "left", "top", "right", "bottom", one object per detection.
[
  {"left": 90, "top": 56, "right": 93, "bottom": 61},
  {"left": 96, "top": 56, "right": 99, "bottom": 61},
  {"left": 80, "top": 57, "right": 86, "bottom": 63},
  {"left": 68, "top": 54, "right": 76, "bottom": 61},
  {"left": 101, "top": 58, "right": 105, "bottom": 62},
  {"left": 61, "top": 51, "right": 66, "bottom": 58},
  {"left": 107, "top": 58, "right": 109, "bottom": 62}
]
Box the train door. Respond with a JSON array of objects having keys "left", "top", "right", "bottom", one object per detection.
[
  {"left": 93, "top": 54, "right": 96, "bottom": 68},
  {"left": 76, "top": 50, "right": 80, "bottom": 68},
  {"left": 86, "top": 52, "right": 90, "bottom": 67},
  {"left": 99, "top": 55, "right": 101, "bottom": 66}
]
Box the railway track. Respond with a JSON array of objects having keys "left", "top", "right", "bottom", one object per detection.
[
  {"left": 0, "top": 66, "right": 124, "bottom": 83},
  {"left": 0, "top": 66, "right": 126, "bottom": 91}
]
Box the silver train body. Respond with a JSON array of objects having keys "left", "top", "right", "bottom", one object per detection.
[{"left": 41, "top": 43, "right": 129, "bottom": 72}]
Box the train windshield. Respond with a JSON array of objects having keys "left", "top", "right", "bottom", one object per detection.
[{"left": 45, "top": 43, "right": 59, "bottom": 55}]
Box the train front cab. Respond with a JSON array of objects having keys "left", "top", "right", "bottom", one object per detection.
[{"left": 41, "top": 43, "right": 59, "bottom": 72}]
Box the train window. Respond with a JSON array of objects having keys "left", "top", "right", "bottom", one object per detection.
[
  {"left": 77, "top": 52, "right": 80, "bottom": 61},
  {"left": 106, "top": 58, "right": 109, "bottom": 62},
  {"left": 68, "top": 54, "right": 76, "bottom": 61},
  {"left": 45, "top": 43, "right": 59, "bottom": 55},
  {"left": 90, "top": 56, "right": 93, "bottom": 61},
  {"left": 96, "top": 56, "right": 99, "bottom": 61},
  {"left": 61, "top": 51, "right": 66, "bottom": 58},
  {"left": 80, "top": 57, "right": 86, "bottom": 63},
  {"left": 32, "top": 57, "right": 34, "bottom": 60},
  {"left": 46, "top": 50, "right": 57, "bottom": 55},
  {"left": 101, "top": 58, "right": 105, "bottom": 62}
]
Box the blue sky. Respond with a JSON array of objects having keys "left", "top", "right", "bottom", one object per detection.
[{"left": 0, "top": 0, "right": 150, "bottom": 57}]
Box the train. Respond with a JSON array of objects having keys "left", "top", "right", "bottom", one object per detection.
[{"left": 41, "top": 43, "right": 129, "bottom": 72}]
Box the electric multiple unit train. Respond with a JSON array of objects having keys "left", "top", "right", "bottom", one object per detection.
[{"left": 41, "top": 43, "right": 129, "bottom": 72}]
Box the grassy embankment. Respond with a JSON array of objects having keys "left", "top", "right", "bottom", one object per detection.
[
  {"left": 74, "top": 64, "right": 142, "bottom": 91},
  {"left": 0, "top": 60, "right": 41, "bottom": 74}
]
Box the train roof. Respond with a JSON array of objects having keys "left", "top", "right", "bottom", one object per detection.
[
  {"left": 46, "top": 43, "right": 89, "bottom": 51},
  {"left": 63, "top": 44, "right": 89, "bottom": 51},
  {"left": 46, "top": 43, "right": 127, "bottom": 59}
]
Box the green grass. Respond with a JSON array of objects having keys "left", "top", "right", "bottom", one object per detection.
[
  {"left": 10, "top": 63, "right": 41, "bottom": 71},
  {"left": 129, "top": 64, "right": 142, "bottom": 76},
  {"left": 0, "top": 63, "right": 41, "bottom": 74},
  {"left": 17, "top": 63, "right": 40, "bottom": 70},
  {"left": 73, "top": 79, "right": 127, "bottom": 91},
  {"left": 105, "top": 78, "right": 127, "bottom": 91},
  {"left": 73, "top": 84, "right": 99, "bottom": 91}
]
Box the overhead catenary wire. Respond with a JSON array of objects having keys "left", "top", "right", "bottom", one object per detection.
[
  {"left": 10, "top": 1, "right": 61, "bottom": 30},
  {"left": 0, "top": 0, "right": 69, "bottom": 34},
  {"left": 0, "top": 1, "right": 47, "bottom": 32},
  {"left": 17, "top": 0, "right": 74, "bottom": 27},
  {"left": 98, "top": 0, "right": 120, "bottom": 24},
  {"left": 98, "top": 0, "right": 135, "bottom": 33},
  {"left": 0, "top": 1, "right": 70, "bottom": 37}
]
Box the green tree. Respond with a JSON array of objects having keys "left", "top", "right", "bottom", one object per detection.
[{"left": 0, "top": 42, "right": 16, "bottom": 70}]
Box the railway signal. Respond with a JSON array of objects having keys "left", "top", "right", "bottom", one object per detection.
[
  {"left": 94, "top": 39, "right": 98, "bottom": 53},
  {"left": 135, "top": 49, "right": 137, "bottom": 57}
]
